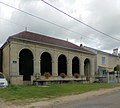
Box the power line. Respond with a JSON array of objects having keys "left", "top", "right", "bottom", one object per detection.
[
  {"left": 0, "top": 17, "right": 103, "bottom": 45},
  {"left": 41, "top": 0, "right": 120, "bottom": 42},
  {"left": 0, "top": 1, "right": 117, "bottom": 46},
  {"left": 0, "top": 1, "right": 85, "bottom": 35},
  {"left": 0, "top": 1, "right": 102, "bottom": 45},
  {"left": 0, "top": 17, "right": 25, "bottom": 28}
]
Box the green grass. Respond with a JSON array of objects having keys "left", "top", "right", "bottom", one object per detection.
[{"left": 0, "top": 83, "right": 118, "bottom": 101}]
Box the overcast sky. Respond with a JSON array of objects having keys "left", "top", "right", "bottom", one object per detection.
[{"left": 0, "top": 0, "right": 120, "bottom": 53}]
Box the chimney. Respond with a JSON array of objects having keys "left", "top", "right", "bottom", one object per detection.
[
  {"left": 80, "top": 44, "right": 83, "bottom": 47},
  {"left": 113, "top": 48, "right": 118, "bottom": 55}
]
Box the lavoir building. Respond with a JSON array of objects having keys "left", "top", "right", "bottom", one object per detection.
[{"left": 0, "top": 31, "right": 96, "bottom": 85}]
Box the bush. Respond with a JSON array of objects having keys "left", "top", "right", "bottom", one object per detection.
[
  {"left": 74, "top": 73, "right": 80, "bottom": 78},
  {"left": 44, "top": 72, "right": 51, "bottom": 79},
  {"left": 60, "top": 73, "right": 66, "bottom": 78}
]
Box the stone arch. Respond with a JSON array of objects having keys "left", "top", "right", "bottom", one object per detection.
[
  {"left": 84, "top": 58, "right": 90, "bottom": 81},
  {"left": 40, "top": 52, "right": 52, "bottom": 76},
  {"left": 18, "top": 47, "right": 35, "bottom": 58},
  {"left": 72, "top": 56, "right": 80, "bottom": 76},
  {"left": 58, "top": 54, "right": 67, "bottom": 76},
  {"left": 19, "top": 49, "right": 34, "bottom": 81}
]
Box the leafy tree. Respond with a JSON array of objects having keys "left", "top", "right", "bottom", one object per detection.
[{"left": 114, "top": 64, "right": 120, "bottom": 72}]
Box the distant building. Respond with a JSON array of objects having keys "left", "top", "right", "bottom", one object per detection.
[{"left": 84, "top": 46, "right": 120, "bottom": 77}]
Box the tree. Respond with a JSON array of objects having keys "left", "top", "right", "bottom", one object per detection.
[
  {"left": 114, "top": 64, "right": 120, "bottom": 83},
  {"left": 114, "top": 65, "right": 120, "bottom": 72}
]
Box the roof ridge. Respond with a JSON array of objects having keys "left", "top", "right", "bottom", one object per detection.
[
  {"left": 12, "top": 31, "right": 78, "bottom": 45},
  {"left": 10, "top": 31, "right": 95, "bottom": 55}
]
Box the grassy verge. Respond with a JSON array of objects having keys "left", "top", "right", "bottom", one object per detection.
[{"left": 0, "top": 83, "right": 119, "bottom": 101}]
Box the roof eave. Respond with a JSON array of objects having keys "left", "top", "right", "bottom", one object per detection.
[{"left": 10, "top": 37, "right": 95, "bottom": 55}]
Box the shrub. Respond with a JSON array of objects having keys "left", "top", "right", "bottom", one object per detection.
[
  {"left": 60, "top": 73, "right": 66, "bottom": 78},
  {"left": 44, "top": 72, "right": 51, "bottom": 79},
  {"left": 74, "top": 73, "right": 80, "bottom": 78}
]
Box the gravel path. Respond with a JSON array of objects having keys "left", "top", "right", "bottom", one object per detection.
[{"left": 1, "top": 87, "right": 120, "bottom": 108}]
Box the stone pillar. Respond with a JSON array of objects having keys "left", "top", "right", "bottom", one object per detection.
[
  {"left": 33, "top": 56, "right": 41, "bottom": 75},
  {"left": 17, "top": 57, "right": 19, "bottom": 75},
  {"left": 39, "top": 59, "right": 41, "bottom": 75},
  {"left": 79, "top": 60, "right": 81, "bottom": 75},
  {"left": 52, "top": 58, "right": 58, "bottom": 76},
  {"left": 107, "top": 72, "right": 109, "bottom": 83},
  {"left": 80, "top": 58, "right": 85, "bottom": 81},
  {"left": 80, "top": 60, "right": 84, "bottom": 76},
  {"left": 35, "top": 59, "right": 41, "bottom": 75},
  {"left": 91, "top": 58, "right": 95, "bottom": 76},
  {"left": 67, "top": 58, "right": 72, "bottom": 77},
  {"left": 10, "top": 49, "right": 19, "bottom": 76},
  {"left": 89, "top": 58, "right": 95, "bottom": 82}
]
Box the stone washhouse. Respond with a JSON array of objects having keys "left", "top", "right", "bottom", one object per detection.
[{"left": 0, "top": 31, "right": 96, "bottom": 85}]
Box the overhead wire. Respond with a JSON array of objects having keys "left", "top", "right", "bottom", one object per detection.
[
  {"left": 0, "top": 1, "right": 87, "bottom": 36},
  {"left": 0, "top": 1, "right": 118, "bottom": 47},
  {"left": 0, "top": 1, "right": 103, "bottom": 45},
  {"left": 0, "top": 17, "right": 26, "bottom": 28},
  {"left": 41, "top": 0, "right": 120, "bottom": 42},
  {"left": 0, "top": 17, "right": 105, "bottom": 46}
]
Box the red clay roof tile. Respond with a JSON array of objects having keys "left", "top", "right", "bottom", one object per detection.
[{"left": 10, "top": 31, "right": 95, "bottom": 54}]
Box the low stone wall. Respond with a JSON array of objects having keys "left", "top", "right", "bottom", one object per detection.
[{"left": 10, "top": 75, "right": 23, "bottom": 85}]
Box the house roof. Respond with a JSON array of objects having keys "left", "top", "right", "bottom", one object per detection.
[
  {"left": 8, "top": 31, "right": 95, "bottom": 54},
  {"left": 84, "top": 46, "right": 119, "bottom": 57}
]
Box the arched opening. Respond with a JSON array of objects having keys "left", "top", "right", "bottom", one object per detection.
[
  {"left": 72, "top": 57, "right": 79, "bottom": 75},
  {"left": 84, "top": 58, "right": 90, "bottom": 81},
  {"left": 19, "top": 49, "right": 33, "bottom": 81},
  {"left": 40, "top": 52, "right": 52, "bottom": 76},
  {"left": 58, "top": 54, "right": 67, "bottom": 76}
]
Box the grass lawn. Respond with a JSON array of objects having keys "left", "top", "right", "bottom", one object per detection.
[{"left": 0, "top": 83, "right": 119, "bottom": 101}]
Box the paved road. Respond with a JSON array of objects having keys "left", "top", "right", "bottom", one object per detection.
[{"left": 51, "top": 90, "right": 120, "bottom": 108}]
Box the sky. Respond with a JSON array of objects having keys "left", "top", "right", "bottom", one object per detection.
[{"left": 0, "top": 0, "right": 120, "bottom": 53}]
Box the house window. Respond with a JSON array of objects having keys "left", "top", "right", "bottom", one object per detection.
[
  {"left": 103, "top": 70, "right": 107, "bottom": 76},
  {"left": 102, "top": 57, "right": 106, "bottom": 64}
]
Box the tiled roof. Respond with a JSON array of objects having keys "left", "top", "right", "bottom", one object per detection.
[{"left": 10, "top": 31, "right": 95, "bottom": 54}]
